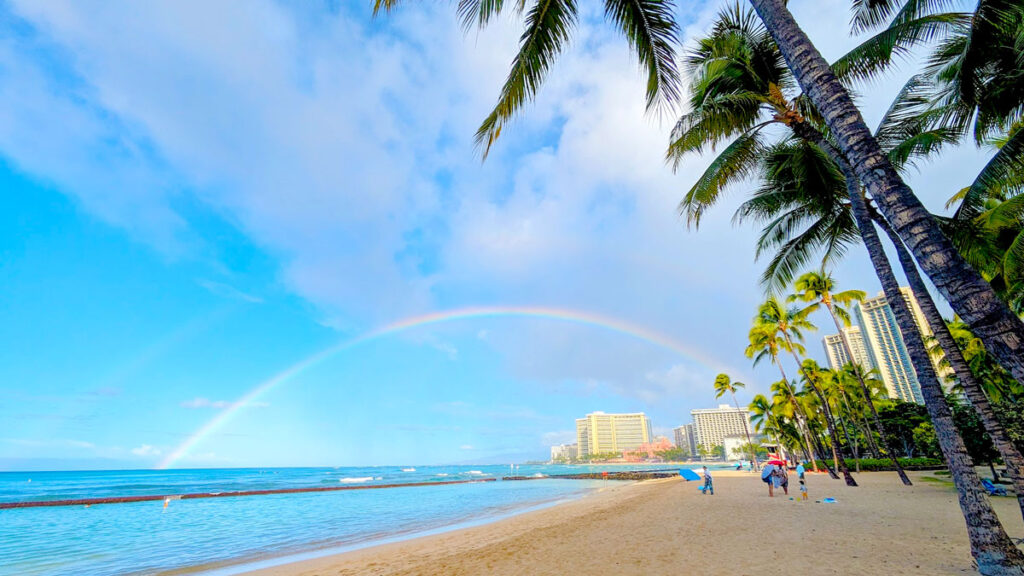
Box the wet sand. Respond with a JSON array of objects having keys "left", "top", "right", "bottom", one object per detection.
[{"left": 243, "top": 470, "right": 1024, "bottom": 575}]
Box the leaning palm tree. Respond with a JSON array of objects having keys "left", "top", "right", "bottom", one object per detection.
[
  {"left": 746, "top": 323, "right": 826, "bottom": 473},
  {"left": 791, "top": 269, "right": 912, "bottom": 484},
  {"left": 679, "top": 10, "right": 1024, "bottom": 568},
  {"left": 714, "top": 374, "right": 759, "bottom": 470},
  {"left": 742, "top": 0, "right": 1024, "bottom": 384},
  {"left": 756, "top": 297, "right": 857, "bottom": 485}
]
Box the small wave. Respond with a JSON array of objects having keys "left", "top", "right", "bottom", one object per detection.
[
  {"left": 532, "top": 473, "right": 547, "bottom": 478},
  {"left": 463, "top": 470, "right": 487, "bottom": 476},
  {"left": 401, "top": 468, "right": 416, "bottom": 472},
  {"left": 435, "top": 473, "right": 449, "bottom": 477},
  {"left": 339, "top": 477, "right": 374, "bottom": 484}
]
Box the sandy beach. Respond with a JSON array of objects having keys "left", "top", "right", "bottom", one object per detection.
[{"left": 243, "top": 470, "right": 1024, "bottom": 576}]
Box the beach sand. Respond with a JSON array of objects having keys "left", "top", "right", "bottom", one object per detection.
[{"left": 244, "top": 470, "right": 1024, "bottom": 576}]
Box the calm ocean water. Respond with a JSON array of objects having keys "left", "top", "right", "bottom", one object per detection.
[{"left": 0, "top": 464, "right": 706, "bottom": 575}]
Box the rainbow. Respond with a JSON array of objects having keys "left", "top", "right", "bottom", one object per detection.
[{"left": 156, "top": 305, "right": 733, "bottom": 469}]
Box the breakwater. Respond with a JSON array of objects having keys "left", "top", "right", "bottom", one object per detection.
[{"left": 0, "top": 478, "right": 497, "bottom": 509}]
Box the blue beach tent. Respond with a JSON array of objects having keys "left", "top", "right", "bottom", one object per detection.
[{"left": 679, "top": 469, "right": 701, "bottom": 481}]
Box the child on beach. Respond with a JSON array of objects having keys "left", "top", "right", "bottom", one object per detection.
[{"left": 799, "top": 479, "right": 808, "bottom": 501}]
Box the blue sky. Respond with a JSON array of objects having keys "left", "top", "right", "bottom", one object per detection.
[{"left": 0, "top": 0, "right": 989, "bottom": 469}]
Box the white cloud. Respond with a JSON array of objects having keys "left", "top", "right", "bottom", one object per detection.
[
  {"left": 131, "top": 444, "right": 161, "bottom": 456},
  {"left": 459, "top": 444, "right": 474, "bottom": 450},
  {"left": 0, "top": 0, "right": 980, "bottom": 416}
]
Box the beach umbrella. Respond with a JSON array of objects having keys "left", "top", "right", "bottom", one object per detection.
[
  {"left": 760, "top": 464, "right": 777, "bottom": 480},
  {"left": 766, "top": 459, "right": 786, "bottom": 466}
]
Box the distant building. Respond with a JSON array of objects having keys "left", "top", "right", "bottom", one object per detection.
[
  {"left": 623, "top": 436, "right": 675, "bottom": 462},
  {"left": 690, "top": 404, "right": 753, "bottom": 453},
  {"left": 549, "top": 443, "right": 577, "bottom": 462},
  {"left": 673, "top": 424, "right": 697, "bottom": 456},
  {"left": 575, "top": 412, "right": 653, "bottom": 458},
  {"left": 822, "top": 326, "right": 873, "bottom": 372}
]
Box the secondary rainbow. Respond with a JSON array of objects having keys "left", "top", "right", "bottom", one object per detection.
[{"left": 157, "top": 305, "right": 732, "bottom": 469}]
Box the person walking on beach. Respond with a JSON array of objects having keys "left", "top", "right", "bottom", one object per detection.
[
  {"left": 702, "top": 466, "right": 714, "bottom": 495},
  {"left": 796, "top": 462, "right": 805, "bottom": 481},
  {"left": 762, "top": 464, "right": 776, "bottom": 497},
  {"left": 799, "top": 479, "right": 808, "bottom": 501},
  {"left": 778, "top": 466, "right": 789, "bottom": 496}
]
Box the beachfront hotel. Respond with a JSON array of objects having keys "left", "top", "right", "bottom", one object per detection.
[
  {"left": 829, "top": 286, "right": 952, "bottom": 404},
  {"left": 549, "top": 443, "right": 578, "bottom": 462},
  {"left": 575, "top": 412, "right": 653, "bottom": 458},
  {"left": 673, "top": 424, "right": 697, "bottom": 456},
  {"left": 822, "top": 326, "right": 873, "bottom": 372},
  {"left": 689, "top": 405, "right": 753, "bottom": 453}
]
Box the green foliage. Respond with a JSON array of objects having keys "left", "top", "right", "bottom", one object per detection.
[
  {"left": 803, "top": 457, "right": 945, "bottom": 471},
  {"left": 877, "top": 400, "right": 931, "bottom": 457},
  {"left": 991, "top": 398, "right": 1024, "bottom": 455},
  {"left": 912, "top": 422, "right": 941, "bottom": 459},
  {"left": 656, "top": 447, "right": 689, "bottom": 461}
]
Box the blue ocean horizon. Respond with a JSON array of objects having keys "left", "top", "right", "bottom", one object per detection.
[{"left": 0, "top": 463, "right": 722, "bottom": 575}]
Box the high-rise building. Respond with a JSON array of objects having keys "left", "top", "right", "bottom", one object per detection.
[
  {"left": 690, "top": 404, "right": 753, "bottom": 452},
  {"left": 672, "top": 424, "right": 697, "bottom": 456},
  {"left": 855, "top": 288, "right": 924, "bottom": 403},
  {"left": 822, "top": 326, "right": 873, "bottom": 372},
  {"left": 549, "top": 443, "right": 577, "bottom": 462},
  {"left": 575, "top": 412, "right": 653, "bottom": 458}
]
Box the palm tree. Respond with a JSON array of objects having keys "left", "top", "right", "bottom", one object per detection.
[
  {"left": 680, "top": 10, "right": 1024, "bottom": 568},
  {"left": 746, "top": 323, "right": 827, "bottom": 474},
  {"left": 756, "top": 297, "right": 858, "bottom": 485},
  {"left": 714, "top": 374, "right": 759, "bottom": 470},
  {"left": 744, "top": 0, "right": 1024, "bottom": 388},
  {"left": 791, "top": 269, "right": 912, "bottom": 484}
]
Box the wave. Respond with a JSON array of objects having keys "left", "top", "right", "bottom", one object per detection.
[
  {"left": 401, "top": 468, "right": 416, "bottom": 472},
  {"left": 339, "top": 477, "right": 374, "bottom": 484}
]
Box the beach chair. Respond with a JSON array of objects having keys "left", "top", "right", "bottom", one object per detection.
[{"left": 982, "top": 478, "right": 1007, "bottom": 496}]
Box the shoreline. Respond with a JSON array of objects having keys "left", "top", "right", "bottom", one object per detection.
[
  {"left": 178, "top": 482, "right": 622, "bottom": 576},
  {"left": 230, "top": 470, "right": 1023, "bottom": 576}
]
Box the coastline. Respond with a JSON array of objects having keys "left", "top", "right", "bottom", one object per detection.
[{"left": 231, "top": 470, "right": 1023, "bottom": 575}]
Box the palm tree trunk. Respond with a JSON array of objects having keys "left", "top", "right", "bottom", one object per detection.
[
  {"left": 785, "top": 119, "right": 914, "bottom": 485},
  {"left": 847, "top": 186, "right": 1024, "bottom": 573},
  {"left": 873, "top": 212, "right": 1024, "bottom": 522},
  {"left": 776, "top": 362, "right": 822, "bottom": 474},
  {"left": 784, "top": 339, "right": 857, "bottom": 486},
  {"left": 732, "top": 391, "right": 760, "bottom": 471},
  {"left": 748, "top": 0, "right": 1024, "bottom": 392}
]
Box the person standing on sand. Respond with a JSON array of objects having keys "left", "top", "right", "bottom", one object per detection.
[
  {"left": 796, "top": 462, "right": 805, "bottom": 481},
  {"left": 762, "top": 464, "right": 775, "bottom": 497},
  {"left": 702, "top": 466, "right": 714, "bottom": 495},
  {"left": 778, "top": 466, "right": 789, "bottom": 496}
]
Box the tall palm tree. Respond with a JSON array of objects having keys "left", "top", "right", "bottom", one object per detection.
[
  {"left": 756, "top": 297, "right": 858, "bottom": 485},
  {"left": 680, "top": 10, "right": 1024, "bottom": 568},
  {"left": 746, "top": 323, "right": 827, "bottom": 474},
  {"left": 791, "top": 269, "right": 912, "bottom": 484},
  {"left": 714, "top": 374, "right": 759, "bottom": 470},
  {"left": 744, "top": 0, "right": 1024, "bottom": 386}
]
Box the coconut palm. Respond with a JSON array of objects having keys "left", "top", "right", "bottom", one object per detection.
[
  {"left": 714, "top": 374, "right": 760, "bottom": 470},
  {"left": 746, "top": 323, "right": 826, "bottom": 474},
  {"left": 743, "top": 0, "right": 1024, "bottom": 388},
  {"left": 680, "top": 9, "right": 1024, "bottom": 567},
  {"left": 755, "top": 297, "right": 858, "bottom": 485},
  {"left": 791, "top": 269, "right": 912, "bottom": 484}
]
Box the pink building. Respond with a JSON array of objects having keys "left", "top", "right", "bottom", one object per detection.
[{"left": 622, "top": 437, "right": 675, "bottom": 462}]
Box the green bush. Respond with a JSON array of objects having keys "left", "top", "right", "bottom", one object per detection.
[{"left": 801, "top": 457, "right": 944, "bottom": 471}]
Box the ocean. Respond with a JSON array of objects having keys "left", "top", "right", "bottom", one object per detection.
[{"left": 0, "top": 464, "right": 710, "bottom": 575}]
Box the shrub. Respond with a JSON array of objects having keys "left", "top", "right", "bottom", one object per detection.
[{"left": 801, "top": 457, "right": 944, "bottom": 471}]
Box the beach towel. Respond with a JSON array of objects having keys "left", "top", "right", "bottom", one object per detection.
[{"left": 982, "top": 478, "right": 1007, "bottom": 496}]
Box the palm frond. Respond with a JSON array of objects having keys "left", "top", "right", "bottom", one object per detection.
[
  {"left": 677, "top": 126, "right": 768, "bottom": 227},
  {"left": 475, "top": 0, "right": 579, "bottom": 158},
  {"left": 604, "top": 0, "right": 681, "bottom": 110},
  {"left": 457, "top": 0, "right": 527, "bottom": 29},
  {"left": 954, "top": 126, "right": 1024, "bottom": 220}
]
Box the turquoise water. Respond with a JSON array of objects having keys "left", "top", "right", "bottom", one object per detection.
[{"left": 0, "top": 464, "right": 707, "bottom": 575}]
